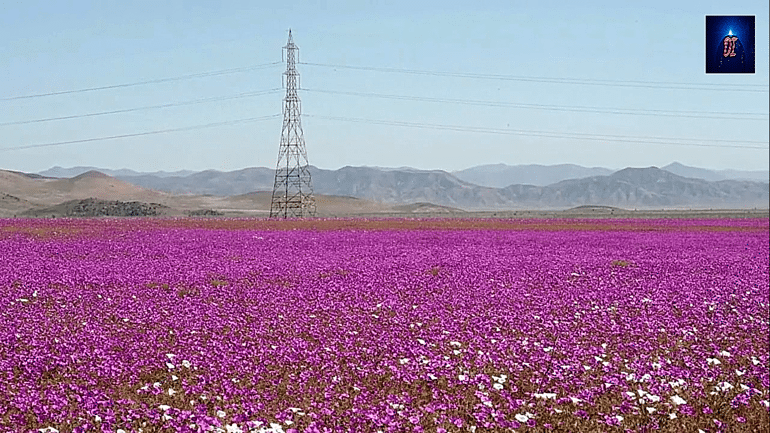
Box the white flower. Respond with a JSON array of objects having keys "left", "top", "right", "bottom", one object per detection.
[
  {"left": 269, "top": 423, "right": 285, "bottom": 433},
  {"left": 514, "top": 414, "right": 529, "bottom": 423},
  {"left": 614, "top": 415, "right": 623, "bottom": 423},
  {"left": 493, "top": 383, "right": 503, "bottom": 390},
  {"left": 166, "top": 362, "right": 175, "bottom": 370},
  {"left": 669, "top": 413, "right": 677, "bottom": 419},
  {"left": 39, "top": 428, "right": 59, "bottom": 433},
  {"left": 159, "top": 405, "right": 171, "bottom": 411},
  {"left": 736, "top": 369, "right": 746, "bottom": 376},
  {"left": 428, "top": 373, "right": 437, "bottom": 380},
  {"left": 172, "top": 375, "right": 179, "bottom": 381},
  {"left": 94, "top": 415, "right": 101, "bottom": 423},
  {"left": 182, "top": 359, "right": 192, "bottom": 368},
  {"left": 168, "top": 388, "right": 176, "bottom": 396},
  {"left": 671, "top": 395, "right": 687, "bottom": 405},
  {"left": 450, "top": 341, "right": 461, "bottom": 347},
  {"left": 117, "top": 430, "right": 126, "bottom": 433},
  {"left": 417, "top": 339, "right": 426, "bottom": 345},
  {"left": 225, "top": 425, "right": 243, "bottom": 433},
  {"left": 217, "top": 410, "right": 226, "bottom": 418},
  {"left": 707, "top": 357, "right": 721, "bottom": 365},
  {"left": 570, "top": 396, "right": 582, "bottom": 404},
  {"left": 646, "top": 394, "right": 661, "bottom": 402},
  {"left": 399, "top": 358, "right": 409, "bottom": 365},
  {"left": 646, "top": 407, "right": 656, "bottom": 414},
  {"left": 719, "top": 350, "right": 731, "bottom": 357},
  {"left": 533, "top": 393, "right": 557, "bottom": 400},
  {"left": 458, "top": 374, "right": 467, "bottom": 381},
  {"left": 718, "top": 381, "right": 734, "bottom": 391}
]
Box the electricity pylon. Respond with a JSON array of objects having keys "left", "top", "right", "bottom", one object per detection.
[{"left": 269, "top": 29, "right": 316, "bottom": 218}]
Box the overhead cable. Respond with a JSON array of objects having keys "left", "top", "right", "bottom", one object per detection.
[
  {"left": 0, "top": 88, "right": 282, "bottom": 126},
  {"left": 1, "top": 62, "right": 282, "bottom": 101},
  {"left": 300, "top": 62, "right": 769, "bottom": 92},
  {"left": 304, "top": 114, "right": 769, "bottom": 150},
  {"left": 301, "top": 88, "right": 768, "bottom": 120},
  {"left": 0, "top": 114, "right": 281, "bottom": 151}
]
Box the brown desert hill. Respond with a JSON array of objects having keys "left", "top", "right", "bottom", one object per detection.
[
  {"left": 0, "top": 193, "right": 39, "bottom": 217},
  {"left": 0, "top": 168, "right": 172, "bottom": 206},
  {"left": 1, "top": 169, "right": 405, "bottom": 217}
]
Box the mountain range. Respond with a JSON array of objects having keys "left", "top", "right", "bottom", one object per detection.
[{"left": 18, "top": 162, "right": 767, "bottom": 211}]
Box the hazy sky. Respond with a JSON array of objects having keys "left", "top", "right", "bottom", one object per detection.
[{"left": 1, "top": 0, "right": 768, "bottom": 173}]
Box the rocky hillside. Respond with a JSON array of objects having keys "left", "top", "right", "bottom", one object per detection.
[{"left": 22, "top": 198, "right": 170, "bottom": 217}]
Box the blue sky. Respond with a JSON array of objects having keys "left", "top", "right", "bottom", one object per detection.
[{"left": 0, "top": 0, "right": 767, "bottom": 173}]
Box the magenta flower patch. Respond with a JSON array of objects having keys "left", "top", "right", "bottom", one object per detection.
[{"left": 0, "top": 217, "right": 768, "bottom": 432}]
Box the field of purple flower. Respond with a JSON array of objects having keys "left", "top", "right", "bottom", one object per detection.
[{"left": 0, "top": 218, "right": 768, "bottom": 433}]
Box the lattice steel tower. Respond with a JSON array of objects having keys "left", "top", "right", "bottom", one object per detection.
[{"left": 269, "top": 29, "right": 316, "bottom": 218}]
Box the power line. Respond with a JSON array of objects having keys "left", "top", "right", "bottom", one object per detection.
[
  {"left": 0, "top": 62, "right": 282, "bottom": 101},
  {"left": 304, "top": 114, "right": 769, "bottom": 150},
  {"left": 0, "top": 88, "right": 282, "bottom": 126},
  {"left": 300, "top": 62, "right": 769, "bottom": 92},
  {"left": 0, "top": 114, "right": 281, "bottom": 152},
  {"left": 301, "top": 88, "right": 769, "bottom": 120}
]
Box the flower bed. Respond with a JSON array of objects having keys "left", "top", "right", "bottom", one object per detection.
[{"left": 1, "top": 218, "right": 767, "bottom": 432}]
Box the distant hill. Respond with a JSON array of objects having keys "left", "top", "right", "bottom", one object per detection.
[
  {"left": 662, "top": 162, "right": 769, "bottom": 183},
  {"left": 452, "top": 163, "right": 613, "bottom": 187},
  {"left": 498, "top": 167, "right": 768, "bottom": 209},
  {"left": 39, "top": 166, "right": 196, "bottom": 179},
  {"left": 452, "top": 162, "right": 769, "bottom": 187},
  {"left": 115, "top": 167, "right": 276, "bottom": 196},
  {"left": 0, "top": 168, "right": 171, "bottom": 207},
  {"left": 311, "top": 166, "right": 504, "bottom": 208},
  {"left": 0, "top": 169, "right": 393, "bottom": 217},
  {"left": 18, "top": 163, "right": 769, "bottom": 210}
]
